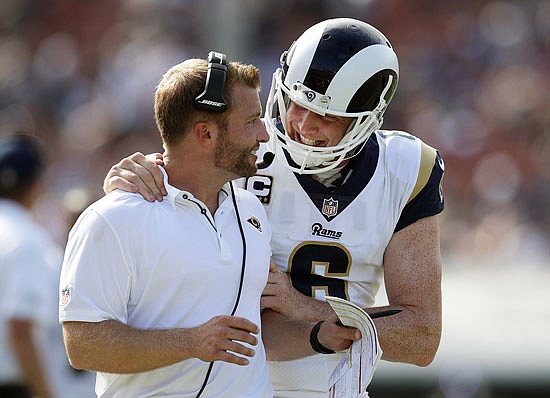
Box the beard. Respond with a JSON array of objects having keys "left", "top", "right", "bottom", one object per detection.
[{"left": 214, "top": 130, "right": 257, "bottom": 178}]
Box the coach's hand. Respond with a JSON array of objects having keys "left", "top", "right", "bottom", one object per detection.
[{"left": 188, "top": 315, "right": 259, "bottom": 366}]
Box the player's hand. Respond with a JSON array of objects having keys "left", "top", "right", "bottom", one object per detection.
[
  {"left": 188, "top": 315, "right": 259, "bottom": 366},
  {"left": 261, "top": 259, "right": 308, "bottom": 318},
  {"left": 317, "top": 313, "right": 361, "bottom": 352},
  {"left": 103, "top": 152, "right": 167, "bottom": 202}
]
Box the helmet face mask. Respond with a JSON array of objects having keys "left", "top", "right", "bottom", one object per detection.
[{"left": 265, "top": 18, "right": 399, "bottom": 175}]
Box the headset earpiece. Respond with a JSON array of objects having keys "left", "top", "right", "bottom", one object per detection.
[{"left": 195, "top": 51, "right": 228, "bottom": 112}]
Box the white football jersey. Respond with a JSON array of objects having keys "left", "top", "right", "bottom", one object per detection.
[{"left": 245, "top": 129, "right": 444, "bottom": 396}]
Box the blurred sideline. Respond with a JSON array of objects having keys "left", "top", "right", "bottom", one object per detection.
[{"left": 372, "top": 257, "right": 550, "bottom": 396}]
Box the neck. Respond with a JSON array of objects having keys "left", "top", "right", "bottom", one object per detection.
[{"left": 164, "top": 151, "right": 227, "bottom": 215}]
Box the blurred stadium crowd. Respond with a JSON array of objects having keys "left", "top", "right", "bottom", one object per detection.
[{"left": 0, "top": 0, "right": 548, "bottom": 263}]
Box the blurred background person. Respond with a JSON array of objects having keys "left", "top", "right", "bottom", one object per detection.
[
  {"left": 0, "top": 132, "right": 95, "bottom": 398},
  {"left": 0, "top": 133, "right": 53, "bottom": 397}
]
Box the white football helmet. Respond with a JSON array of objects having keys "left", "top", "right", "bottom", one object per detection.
[{"left": 265, "top": 18, "right": 399, "bottom": 174}]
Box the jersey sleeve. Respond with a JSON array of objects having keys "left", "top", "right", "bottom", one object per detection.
[
  {"left": 59, "top": 207, "right": 131, "bottom": 324},
  {"left": 395, "top": 143, "right": 445, "bottom": 232}
]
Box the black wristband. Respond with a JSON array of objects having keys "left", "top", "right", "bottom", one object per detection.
[{"left": 309, "top": 321, "right": 335, "bottom": 354}]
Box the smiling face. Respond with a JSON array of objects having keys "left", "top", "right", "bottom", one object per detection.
[
  {"left": 284, "top": 101, "right": 353, "bottom": 148},
  {"left": 214, "top": 84, "right": 268, "bottom": 178}
]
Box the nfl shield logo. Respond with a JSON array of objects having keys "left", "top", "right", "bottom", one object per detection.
[
  {"left": 322, "top": 197, "right": 338, "bottom": 218},
  {"left": 61, "top": 287, "right": 71, "bottom": 306}
]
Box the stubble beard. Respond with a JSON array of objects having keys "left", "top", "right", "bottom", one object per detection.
[{"left": 214, "top": 132, "right": 257, "bottom": 178}]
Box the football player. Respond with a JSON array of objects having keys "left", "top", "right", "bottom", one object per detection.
[{"left": 104, "top": 18, "right": 444, "bottom": 398}]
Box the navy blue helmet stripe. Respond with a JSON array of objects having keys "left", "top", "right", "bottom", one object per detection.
[{"left": 303, "top": 19, "right": 389, "bottom": 95}]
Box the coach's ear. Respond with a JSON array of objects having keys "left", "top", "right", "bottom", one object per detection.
[{"left": 193, "top": 120, "right": 215, "bottom": 148}]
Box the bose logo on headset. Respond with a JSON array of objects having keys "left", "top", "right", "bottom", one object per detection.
[
  {"left": 196, "top": 99, "right": 225, "bottom": 108},
  {"left": 194, "top": 51, "right": 228, "bottom": 112}
]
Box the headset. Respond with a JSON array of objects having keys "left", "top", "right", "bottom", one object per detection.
[
  {"left": 194, "top": 51, "right": 274, "bottom": 170},
  {"left": 195, "top": 51, "right": 229, "bottom": 112}
]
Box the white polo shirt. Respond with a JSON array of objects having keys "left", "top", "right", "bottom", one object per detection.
[{"left": 59, "top": 169, "right": 272, "bottom": 398}]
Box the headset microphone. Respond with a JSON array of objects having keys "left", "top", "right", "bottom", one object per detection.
[{"left": 256, "top": 151, "right": 275, "bottom": 169}]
